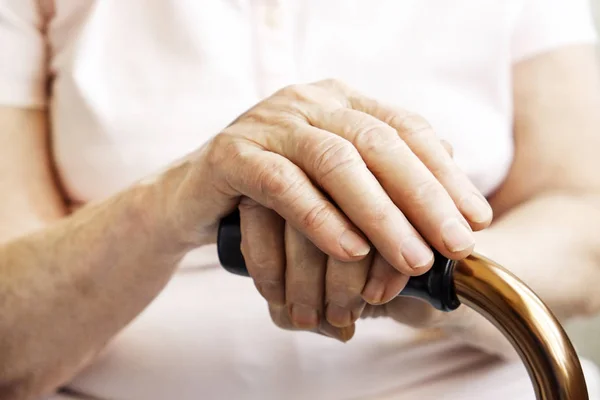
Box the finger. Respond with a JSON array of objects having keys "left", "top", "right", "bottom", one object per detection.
[
  {"left": 348, "top": 97, "right": 493, "bottom": 230},
  {"left": 257, "top": 123, "right": 432, "bottom": 275},
  {"left": 218, "top": 142, "right": 371, "bottom": 262},
  {"left": 239, "top": 198, "right": 286, "bottom": 306},
  {"left": 268, "top": 303, "right": 296, "bottom": 330},
  {"left": 309, "top": 80, "right": 492, "bottom": 229},
  {"left": 268, "top": 304, "right": 355, "bottom": 342},
  {"left": 362, "top": 252, "right": 409, "bottom": 305},
  {"left": 440, "top": 140, "right": 453, "bottom": 158},
  {"left": 325, "top": 253, "right": 372, "bottom": 328},
  {"left": 285, "top": 224, "right": 327, "bottom": 330},
  {"left": 381, "top": 296, "right": 446, "bottom": 329},
  {"left": 306, "top": 109, "right": 474, "bottom": 261}
]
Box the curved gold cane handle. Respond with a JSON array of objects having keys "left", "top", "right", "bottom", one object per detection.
[
  {"left": 455, "top": 254, "right": 588, "bottom": 399},
  {"left": 217, "top": 210, "right": 588, "bottom": 399}
]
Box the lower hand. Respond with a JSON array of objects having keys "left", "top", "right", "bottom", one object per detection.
[
  {"left": 364, "top": 285, "right": 518, "bottom": 359},
  {"left": 175, "top": 79, "right": 493, "bottom": 340}
]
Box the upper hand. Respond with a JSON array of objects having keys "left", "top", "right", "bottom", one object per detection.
[{"left": 179, "top": 79, "right": 493, "bottom": 339}]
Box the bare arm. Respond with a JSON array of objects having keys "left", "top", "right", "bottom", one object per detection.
[
  {"left": 0, "top": 108, "right": 201, "bottom": 399},
  {"left": 378, "top": 45, "right": 600, "bottom": 358},
  {"left": 458, "top": 44, "right": 600, "bottom": 357},
  {"left": 478, "top": 44, "right": 600, "bottom": 321},
  {"left": 0, "top": 78, "right": 495, "bottom": 398}
]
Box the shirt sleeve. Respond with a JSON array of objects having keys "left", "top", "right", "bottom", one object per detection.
[
  {"left": 511, "top": 0, "right": 598, "bottom": 63},
  {"left": 0, "top": 0, "right": 49, "bottom": 108}
]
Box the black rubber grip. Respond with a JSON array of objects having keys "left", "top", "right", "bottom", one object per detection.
[{"left": 217, "top": 209, "right": 460, "bottom": 312}]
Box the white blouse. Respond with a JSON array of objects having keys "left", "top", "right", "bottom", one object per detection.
[{"left": 1, "top": 0, "right": 599, "bottom": 399}]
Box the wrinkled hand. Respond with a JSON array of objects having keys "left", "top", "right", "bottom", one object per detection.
[{"left": 184, "top": 79, "right": 493, "bottom": 340}]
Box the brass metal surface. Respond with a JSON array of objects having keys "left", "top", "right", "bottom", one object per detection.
[{"left": 454, "top": 253, "right": 588, "bottom": 399}]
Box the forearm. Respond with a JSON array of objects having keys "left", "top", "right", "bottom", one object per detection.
[
  {"left": 475, "top": 191, "right": 600, "bottom": 321},
  {"left": 437, "top": 192, "right": 600, "bottom": 360},
  {"left": 0, "top": 160, "right": 210, "bottom": 399}
]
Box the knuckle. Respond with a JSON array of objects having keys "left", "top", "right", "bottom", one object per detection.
[
  {"left": 240, "top": 107, "right": 278, "bottom": 125},
  {"left": 206, "top": 133, "right": 238, "bottom": 169},
  {"left": 353, "top": 123, "right": 401, "bottom": 154},
  {"left": 278, "top": 83, "right": 312, "bottom": 101},
  {"left": 277, "top": 83, "right": 300, "bottom": 95},
  {"left": 274, "top": 85, "right": 328, "bottom": 118},
  {"left": 311, "top": 79, "right": 352, "bottom": 103},
  {"left": 257, "top": 162, "right": 302, "bottom": 201},
  {"left": 316, "top": 78, "right": 350, "bottom": 92},
  {"left": 428, "top": 162, "right": 456, "bottom": 183},
  {"left": 241, "top": 243, "right": 282, "bottom": 279},
  {"left": 367, "top": 197, "right": 393, "bottom": 223},
  {"left": 299, "top": 203, "right": 332, "bottom": 232},
  {"left": 390, "top": 112, "right": 434, "bottom": 139},
  {"left": 403, "top": 178, "right": 443, "bottom": 205},
  {"left": 313, "top": 138, "right": 364, "bottom": 181}
]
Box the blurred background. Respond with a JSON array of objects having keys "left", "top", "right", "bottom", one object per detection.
[
  {"left": 564, "top": 0, "right": 600, "bottom": 365},
  {"left": 595, "top": 0, "right": 600, "bottom": 30}
]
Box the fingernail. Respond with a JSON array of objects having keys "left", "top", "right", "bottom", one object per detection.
[
  {"left": 290, "top": 304, "right": 319, "bottom": 329},
  {"left": 339, "top": 325, "right": 355, "bottom": 342},
  {"left": 441, "top": 219, "right": 475, "bottom": 253},
  {"left": 326, "top": 304, "right": 352, "bottom": 328},
  {"left": 362, "top": 278, "right": 385, "bottom": 304},
  {"left": 401, "top": 237, "right": 434, "bottom": 269},
  {"left": 339, "top": 230, "right": 371, "bottom": 257},
  {"left": 321, "top": 323, "right": 355, "bottom": 343},
  {"left": 461, "top": 193, "right": 493, "bottom": 224}
]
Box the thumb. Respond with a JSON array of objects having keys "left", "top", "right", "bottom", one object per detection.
[
  {"left": 373, "top": 296, "right": 520, "bottom": 360},
  {"left": 381, "top": 296, "right": 447, "bottom": 328}
]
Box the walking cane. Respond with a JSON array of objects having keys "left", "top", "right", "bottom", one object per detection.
[{"left": 217, "top": 209, "right": 588, "bottom": 399}]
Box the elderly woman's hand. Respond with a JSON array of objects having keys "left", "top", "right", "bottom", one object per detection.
[{"left": 179, "top": 79, "right": 493, "bottom": 340}]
